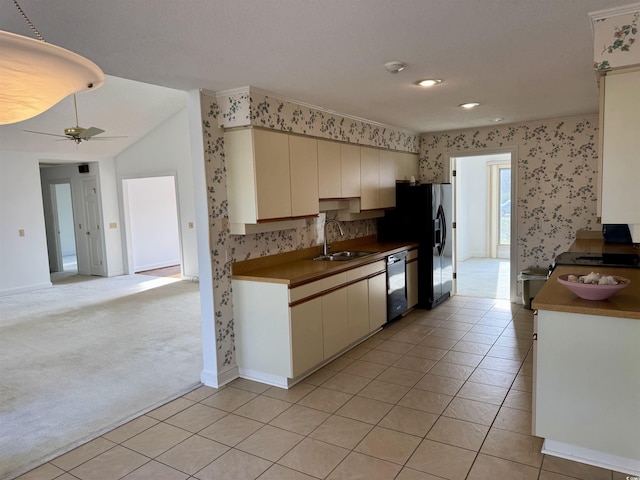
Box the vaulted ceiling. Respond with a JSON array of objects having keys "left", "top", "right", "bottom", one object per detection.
[{"left": 0, "top": 0, "right": 633, "bottom": 159}]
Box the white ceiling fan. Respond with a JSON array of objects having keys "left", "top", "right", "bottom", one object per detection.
[{"left": 23, "top": 95, "right": 125, "bottom": 144}]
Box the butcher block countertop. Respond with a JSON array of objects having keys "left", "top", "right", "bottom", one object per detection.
[
  {"left": 533, "top": 230, "right": 639, "bottom": 319},
  {"left": 232, "top": 235, "right": 417, "bottom": 287}
]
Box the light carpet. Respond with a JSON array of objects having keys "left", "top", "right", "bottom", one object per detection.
[{"left": 0, "top": 274, "right": 202, "bottom": 480}]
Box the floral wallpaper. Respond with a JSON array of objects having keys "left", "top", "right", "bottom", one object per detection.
[
  {"left": 591, "top": 8, "right": 640, "bottom": 71},
  {"left": 201, "top": 90, "right": 418, "bottom": 373},
  {"left": 420, "top": 116, "right": 600, "bottom": 277}
]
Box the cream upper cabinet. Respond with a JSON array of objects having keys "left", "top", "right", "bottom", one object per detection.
[
  {"left": 225, "top": 128, "right": 320, "bottom": 230},
  {"left": 600, "top": 68, "right": 640, "bottom": 227},
  {"left": 395, "top": 151, "right": 419, "bottom": 182},
  {"left": 360, "top": 147, "right": 396, "bottom": 210},
  {"left": 360, "top": 147, "right": 380, "bottom": 210},
  {"left": 289, "top": 135, "right": 319, "bottom": 217},
  {"left": 318, "top": 140, "right": 361, "bottom": 199},
  {"left": 340, "top": 144, "right": 361, "bottom": 197},
  {"left": 225, "top": 128, "right": 291, "bottom": 223},
  {"left": 318, "top": 140, "right": 342, "bottom": 198},
  {"left": 379, "top": 150, "right": 397, "bottom": 208}
]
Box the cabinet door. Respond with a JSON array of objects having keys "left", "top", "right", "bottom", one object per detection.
[
  {"left": 407, "top": 258, "right": 418, "bottom": 309},
  {"left": 368, "top": 272, "right": 387, "bottom": 331},
  {"left": 360, "top": 147, "right": 380, "bottom": 210},
  {"left": 601, "top": 70, "right": 640, "bottom": 224},
  {"left": 289, "top": 135, "right": 319, "bottom": 217},
  {"left": 347, "top": 279, "right": 369, "bottom": 342},
  {"left": 340, "top": 144, "right": 361, "bottom": 197},
  {"left": 379, "top": 150, "right": 396, "bottom": 208},
  {"left": 318, "top": 140, "right": 342, "bottom": 199},
  {"left": 322, "top": 287, "right": 349, "bottom": 359},
  {"left": 254, "top": 129, "right": 292, "bottom": 220},
  {"left": 290, "top": 297, "right": 324, "bottom": 377}
]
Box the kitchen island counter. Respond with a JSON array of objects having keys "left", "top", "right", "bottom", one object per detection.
[{"left": 532, "top": 265, "right": 640, "bottom": 320}]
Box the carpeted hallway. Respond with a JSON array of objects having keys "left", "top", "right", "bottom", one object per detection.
[{"left": 0, "top": 274, "right": 202, "bottom": 480}]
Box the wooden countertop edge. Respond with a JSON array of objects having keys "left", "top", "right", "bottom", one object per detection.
[{"left": 231, "top": 239, "right": 418, "bottom": 287}]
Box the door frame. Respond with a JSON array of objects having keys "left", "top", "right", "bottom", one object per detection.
[{"left": 448, "top": 147, "right": 519, "bottom": 304}]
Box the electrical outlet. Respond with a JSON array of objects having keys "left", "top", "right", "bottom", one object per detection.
[{"left": 18, "top": 229, "right": 25, "bottom": 237}]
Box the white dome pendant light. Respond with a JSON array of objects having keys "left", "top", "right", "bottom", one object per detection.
[{"left": 0, "top": 0, "right": 104, "bottom": 125}]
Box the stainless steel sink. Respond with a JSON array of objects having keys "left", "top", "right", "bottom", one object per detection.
[{"left": 312, "top": 251, "right": 376, "bottom": 262}]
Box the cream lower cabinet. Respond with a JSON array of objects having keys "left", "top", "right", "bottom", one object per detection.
[
  {"left": 290, "top": 298, "right": 324, "bottom": 377},
  {"left": 233, "top": 259, "right": 387, "bottom": 388},
  {"left": 322, "top": 287, "right": 349, "bottom": 359},
  {"left": 368, "top": 272, "right": 387, "bottom": 331},
  {"left": 406, "top": 249, "right": 418, "bottom": 309},
  {"left": 347, "top": 279, "right": 370, "bottom": 341}
]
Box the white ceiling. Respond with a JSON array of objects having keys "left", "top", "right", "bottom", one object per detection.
[{"left": 0, "top": 0, "right": 633, "bottom": 160}]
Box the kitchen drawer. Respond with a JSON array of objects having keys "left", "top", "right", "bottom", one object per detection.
[
  {"left": 289, "top": 271, "right": 348, "bottom": 303},
  {"left": 346, "top": 260, "right": 385, "bottom": 282}
]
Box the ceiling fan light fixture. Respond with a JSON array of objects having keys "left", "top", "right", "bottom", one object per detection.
[
  {"left": 417, "top": 78, "right": 442, "bottom": 87},
  {"left": 459, "top": 102, "right": 480, "bottom": 109},
  {"left": 0, "top": 31, "right": 104, "bottom": 125}
]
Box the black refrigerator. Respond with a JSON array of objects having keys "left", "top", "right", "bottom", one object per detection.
[{"left": 378, "top": 183, "right": 453, "bottom": 309}]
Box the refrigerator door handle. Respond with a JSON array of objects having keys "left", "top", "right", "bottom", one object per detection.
[{"left": 437, "top": 205, "right": 446, "bottom": 256}]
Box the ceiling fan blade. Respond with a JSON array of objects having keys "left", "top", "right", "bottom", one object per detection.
[
  {"left": 88, "top": 135, "right": 128, "bottom": 140},
  {"left": 23, "top": 129, "right": 68, "bottom": 139},
  {"left": 78, "top": 127, "right": 105, "bottom": 139}
]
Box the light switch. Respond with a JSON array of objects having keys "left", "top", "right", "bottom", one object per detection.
[
  {"left": 188, "top": 222, "right": 194, "bottom": 229},
  {"left": 109, "top": 222, "right": 117, "bottom": 229},
  {"left": 18, "top": 229, "right": 25, "bottom": 237}
]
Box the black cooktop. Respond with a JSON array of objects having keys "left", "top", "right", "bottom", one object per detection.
[{"left": 554, "top": 252, "right": 640, "bottom": 268}]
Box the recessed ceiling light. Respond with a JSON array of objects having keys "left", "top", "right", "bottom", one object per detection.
[
  {"left": 459, "top": 102, "right": 480, "bottom": 109},
  {"left": 417, "top": 79, "right": 442, "bottom": 87}
]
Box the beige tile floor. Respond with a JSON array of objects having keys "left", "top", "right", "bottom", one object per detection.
[{"left": 17, "top": 296, "right": 633, "bottom": 480}]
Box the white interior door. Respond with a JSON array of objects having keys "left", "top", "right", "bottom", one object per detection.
[{"left": 83, "top": 178, "right": 105, "bottom": 276}]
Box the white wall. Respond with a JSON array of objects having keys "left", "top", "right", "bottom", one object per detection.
[
  {"left": 455, "top": 156, "right": 490, "bottom": 261},
  {"left": 115, "top": 106, "right": 197, "bottom": 279},
  {"left": 0, "top": 155, "right": 51, "bottom": 295},
  {"left": 123, "top": 177, "right": 181, "bottom": 272}
]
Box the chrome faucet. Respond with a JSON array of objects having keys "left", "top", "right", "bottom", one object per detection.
[{"left": 323, "top": 219, "right": 344, "bottom": 256}]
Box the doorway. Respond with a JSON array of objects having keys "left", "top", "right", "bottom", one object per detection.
[
  {"left": 49, "top": 181, "right": 78, "bottom": 272},
  {"left": 122, "top": 176, "right": 182, "bottom": 275},
  {"left": 449, "top": 149, "right": 518, "bottom": 302}
]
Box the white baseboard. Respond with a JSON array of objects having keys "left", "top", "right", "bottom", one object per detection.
[
  {"left": 542, "top": 439, "right": 640, "bottom": 476},
  {"left": 238, "top": 368, "right": 290, "bottom": 389},
  {"left": 0, "top": 281, "right": 52, "bottom": 297},
  {"left": 200, "top": 366, "right": 239, "bottom": 388}
]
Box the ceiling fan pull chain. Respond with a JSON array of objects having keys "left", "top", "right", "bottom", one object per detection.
[
  {"left": 12, "top": 0, "right": 45, "bottom": 42},
  {"left": 73, "top": 95, "right": 80, "bottom": 127}
]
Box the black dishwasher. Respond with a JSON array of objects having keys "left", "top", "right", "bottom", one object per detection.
[{"left": 387, "top": 251, "right": 408, "bottom": 321}]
